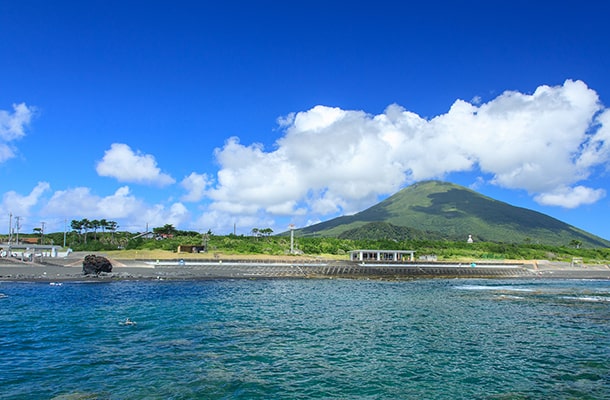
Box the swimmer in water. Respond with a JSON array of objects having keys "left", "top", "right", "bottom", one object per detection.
[{"left": 121, "top": 318, "right": 136, "bottom": 326}]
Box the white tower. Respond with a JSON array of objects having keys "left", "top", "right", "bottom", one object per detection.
[{"left": 289, "top": 224, "right": 295, "bottom": 254}]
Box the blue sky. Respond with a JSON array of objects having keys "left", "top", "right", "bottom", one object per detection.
[{"left": 1, "top": 0, "right": 610, "bottom": 241}]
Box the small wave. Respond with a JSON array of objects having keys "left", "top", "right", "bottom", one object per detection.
[
  {"left": 455, "top": 285, "right": 534, "bottom": 292},
  {"left": 495, "top": 294, "right": 524, "bottom": 300},
  {"left": 561, "top": 296, "right": 610, "bottom": 303},
  {"left": 51, "top": 391, "right": 108, "bottom": 400}
]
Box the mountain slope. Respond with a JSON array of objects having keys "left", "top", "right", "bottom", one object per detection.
[{"left": 298, "top": 181, "right": 610, "bottom": 247}]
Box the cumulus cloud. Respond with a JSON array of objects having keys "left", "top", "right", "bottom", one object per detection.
[
  {"left": 44, "top": 186, "right": 143, "bottom": 218},
  {"left": 534, "top": 186, "right": 606, "bottom": 208},
  {"left": 0, "top": 103, "right": 35, "bottom": 162},
  {"left": 8, "top": 81, "right": 605, "bottom": 235},
  {"left": 444, "top": 80, "right": 601, "bottom": 193},
  {"left": 576, "top": 108, "right": 610, "bottom": 171},
  {"left": 194, "top": 209, "right": 275, "bottom": 235},
  {"left": 137, "top": 202, "right": 190, "bottom": 231},
  {"left": 43, "top": 185, "right": 190, "bottom": 231},
  {"left": 208, "top": 80, "right": 609, "bottom": 221},
  {"left": 180, "top": 172, "right": 211, "bottom": 202},
  {"left": 1, "top": 182, "right": 50, "bottom": 216},
  {"left": 96, "top": 143, "right": 176, "bottom": 186}
]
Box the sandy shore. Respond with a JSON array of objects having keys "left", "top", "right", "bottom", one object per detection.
[{"left": 1, "top": 253, "right": 609, "bottom": 282}]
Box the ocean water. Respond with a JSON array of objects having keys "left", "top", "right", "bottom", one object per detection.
[{"left": 1, "top": 278, "right": 609, "bottom": 399}]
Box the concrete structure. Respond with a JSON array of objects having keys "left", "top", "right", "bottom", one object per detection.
[
  {"left": 177, "top": 245, "right": 206, "bottom": 253},
  {"left": 0, "top": 244, "right": 70, "bottom": 258},
  {"left": 349, "top": 249, "right": 415, "bottom": 263}
]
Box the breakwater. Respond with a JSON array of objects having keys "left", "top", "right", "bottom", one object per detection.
[
  {"left": 142, "top": 260, "right": 534, "bottom": 279},
  {"left": 8, "top": 256, "right": 609, "bottom": 281}
]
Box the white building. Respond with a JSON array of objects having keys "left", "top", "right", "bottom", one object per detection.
[{"left": 349, "top": 249, "right": 415, "bottom": 263}]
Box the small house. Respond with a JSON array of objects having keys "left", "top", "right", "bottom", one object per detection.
[{"left": 349, "top": 249, "right": 415, "bottom": 263}]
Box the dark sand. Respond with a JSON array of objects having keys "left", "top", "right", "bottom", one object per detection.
[{"left": 1, "top": 253, "right": 609, "bottom": 282}]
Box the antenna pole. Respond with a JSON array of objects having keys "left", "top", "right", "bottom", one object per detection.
[{"left": 289, "top": 224, "right": 295, "bottom": 254}]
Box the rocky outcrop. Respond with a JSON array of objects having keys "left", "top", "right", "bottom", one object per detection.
[{"left": 82, "top": 254, "right": 113, "bottom": 275}]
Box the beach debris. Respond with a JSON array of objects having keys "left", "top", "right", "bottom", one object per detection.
[{"left": 82, "top": 254, "right": 113, "bottom": 275}]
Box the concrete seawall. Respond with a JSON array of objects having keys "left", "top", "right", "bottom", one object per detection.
[
  {"left": 107, "top": 259, "right": 536, "bottom": 279},
  {"left": 2, "top": 256, "right": 609, "bottom": 281}
]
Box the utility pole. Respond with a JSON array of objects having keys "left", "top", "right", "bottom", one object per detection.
[
  {"left": 202, "top": 231, "right": 209, "bottom": 252},
  {"left": 63, "top": 219, "right": 67, "bottom": 247},
  {"left": 40, "top": 222, "right": 46, "bottom": 245},
  {"left": 15, "top": 216, "right": 21, "bottom": 244},
  {"left": 8, "top": 213, "right": 12, "bottom": 244},
  {"left": 289, "top": 224, "right": 295, "bottom": 254}
]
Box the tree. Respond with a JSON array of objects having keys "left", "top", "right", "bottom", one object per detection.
[
  {"left": 107, "top": 220, "right": 118, "bottom": 243},
  {"left": 81, "top": 219, "right": 91, "bottom": 244},
  {"left": 71, "top": 219, "right": 84, "bottom": 243},
  {"left": 260, "top": 228, "right": 273, "bottom": 237},
  {"left": 99, "top": 219, "right": 108, "bottom": 234},
  {"left": 91, "top": 219, "right": 100, "bottom": 240},
  {"left": 153, "top": 224, "right": 177, "bottom": 236},
  {"left": 570, "top": 239, "right": 582, "bottom": 249},
  {"left": 33, "top": 227, "right": 42, "bottom": 244}
]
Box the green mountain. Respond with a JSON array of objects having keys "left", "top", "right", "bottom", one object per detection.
[{"left": 298, "top": 181, "right": 610, "bottom": 247}]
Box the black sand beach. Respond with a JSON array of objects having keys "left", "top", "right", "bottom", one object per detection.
[{"left": 1, "top": 252, "right": 609, "bottom": 281}]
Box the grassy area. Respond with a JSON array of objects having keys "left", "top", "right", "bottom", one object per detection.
[
  {"left": 101, "top": 249, "right": 335, "bottom": 261},
  {"left": 23, "top": 231, "right": 610, "bottom": 264},
  {"left": 97, "top": 247, "right": 610, "bottom": 265}
]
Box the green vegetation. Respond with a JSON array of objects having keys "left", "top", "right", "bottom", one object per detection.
[
  {"left": 6, "top": 227, "right": 607, "bottom": 264},
  {"left": 298, "top": 181, "right": 610, "bottom": 248},
  {"left": 5, "top": 181, "right": 610, "bottom": 265}
]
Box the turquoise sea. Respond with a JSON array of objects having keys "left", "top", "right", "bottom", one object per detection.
[{"left": 1, "top": 278, "right": 609, "bottom": 399}]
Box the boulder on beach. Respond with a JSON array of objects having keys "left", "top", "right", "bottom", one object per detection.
[{"left": 82, "top": 255, "right": 113, "bottom": 275}]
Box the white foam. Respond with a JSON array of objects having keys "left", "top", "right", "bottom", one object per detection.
[
  {"left": 495, "top": 294, "right": 525, "bottom": 300},
  {"left": 455, "top": 285, "right": 534, "bottom": 292},
  {"left": 561, "top": 296, "right": 610, "bottom": 303}
]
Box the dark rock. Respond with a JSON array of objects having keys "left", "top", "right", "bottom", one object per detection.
[{"left": 82, "top": 255, "right": 113, "bottom": 275}]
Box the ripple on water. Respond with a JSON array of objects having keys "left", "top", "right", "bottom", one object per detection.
[{"left": 0, "top": 278, "right": 608, "bottom": 399}]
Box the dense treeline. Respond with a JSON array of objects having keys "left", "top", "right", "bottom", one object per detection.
[{"left": 6, "top": 226, "right": 608, "bottom": 263}]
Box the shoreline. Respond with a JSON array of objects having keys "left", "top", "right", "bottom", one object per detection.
[{"left": 1, "top": 254, "right": 609, "bottom": 282}]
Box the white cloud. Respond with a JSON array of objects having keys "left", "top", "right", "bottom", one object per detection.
[
  {"left": 43, "top": 185, "right": 190, "bottom": 232},
  {"left": 44, "top": 186, "right": 143, "bottom": 219},
  {"left": 471, "top": 95, "right": 482, "bottom": 105},
  {"left": 577, "top": 109, "right": 610, "bottom": 170},
  {"left": 194, "top": 209, "right": 276, "bottom": 235},
  {"left": 7, "top": 81, "right": 607, "bottom": 234},
  {"left": 1, "top": 182, "right": 50, "bottom": 217},
  {"left": 209, "top": 137, "right": 309, "bottom": 212},
  {"left": 96, "top": 143, "right": 175, "bottom": 186},
  {"left": 137, "top": 202, "right": 190, "bottom": 231},
  {"left": 0, "top": 103, "right": 35, "bottom": 162},
  {"left": 208, "top": 80, "right": 609, "bottom": 222},
  {"left": 446, "top": 79, "right": 601, "bottom": 193},
  {"left": 534, "top": 185, "right": 606, "bottom": 208},
  {"left": 180, "top": 172, "right": 211, "bottom": 202},
  {"left": 276, "top": 112, "right": 295, "bottom": 128}
]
